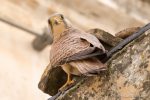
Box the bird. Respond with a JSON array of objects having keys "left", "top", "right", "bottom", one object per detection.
[{"left": 48, "top": 13, "right": 106, "bottom": 91}]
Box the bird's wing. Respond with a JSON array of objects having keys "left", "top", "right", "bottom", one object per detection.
[
  {"left": 63, "top": 47, "right": 95, "bottom": 63},
  {"left": 70, "top": 57, "right": 106, "bottom": 76},
  {"left": 63, "top": 30, "right": 106, "bottom": 62},
  {"left": 77, "top": 30, "right": 106, "bottom": 52},
  {"left": 50, "top": 33, "right": 91, "bottom": 66},
  {"left": 50, "top": 28, "right": 105, "bottom": 66}
]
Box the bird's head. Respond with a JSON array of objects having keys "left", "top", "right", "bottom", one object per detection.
[{"left": 48, "top": 13, "right": 71, "bottom": 40}]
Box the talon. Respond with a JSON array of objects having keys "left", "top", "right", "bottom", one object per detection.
[
  {"left": 59, "top": 83, "right": 68, "bottom": 91},
  {"left": 59, "top": 73, "right": 74, "bottom": 91},
  {"left": 69, "top": 80, "right": 75, "bottom": 84}
]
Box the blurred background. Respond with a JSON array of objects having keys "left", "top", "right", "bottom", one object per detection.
[{"left": 0, "top": 0, "right": 150, "bottom": 100}]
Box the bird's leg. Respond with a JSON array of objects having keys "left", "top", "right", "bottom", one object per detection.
[{"left": 59, "top": 72, "right": 74, "bottom": 91}]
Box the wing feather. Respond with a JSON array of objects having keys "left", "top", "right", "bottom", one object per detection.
[
  {"left": 50, "top": 27, "right": 105, "bottom": 67},
  {"left": 69, "top": 57, "right": 106, "bottom": 76}
]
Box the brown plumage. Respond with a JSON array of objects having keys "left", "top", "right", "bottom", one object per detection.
[{"left": 48, "top": 13, "right": 106, "bottom": 90}]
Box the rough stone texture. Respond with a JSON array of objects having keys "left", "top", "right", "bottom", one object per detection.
[
  {"left": 38, "top": 66, "right": 67, "bottom": 96},
  {"left": 55, "top": 31, "right": 150, "bottom": 100}
]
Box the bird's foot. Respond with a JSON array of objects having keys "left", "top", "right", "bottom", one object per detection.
[{"left": 59, "top": 80, "right": 75, "bottom": 92}]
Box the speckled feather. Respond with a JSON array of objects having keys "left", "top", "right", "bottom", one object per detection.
[{"left": 50, "top": 27, "right": 106, "bottom": 75}]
